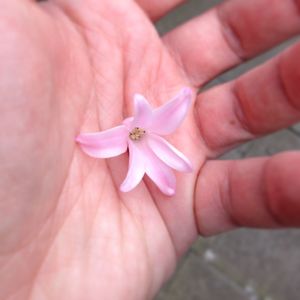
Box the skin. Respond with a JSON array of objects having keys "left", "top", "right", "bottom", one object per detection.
[{"left": 1, "top": 0, "right": 300, "bottom": 299}]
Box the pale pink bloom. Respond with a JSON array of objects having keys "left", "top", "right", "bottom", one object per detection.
[{"left": 76, "top": 88, "right": 193, "bottom": 196}]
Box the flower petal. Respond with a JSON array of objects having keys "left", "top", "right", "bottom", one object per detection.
[
  {"left": 131, "top": 94, "right": 153, "bottom": 129},
  {"left": 120, "top": 141, "right": 145, "bottom": 192},
  {"left": 122, "top": 117, "right": 134, "bottom": 130},
  {"left": 144, "top": 147, "right": 176, "bottom": 196},
  {"left": 147, "top": 134, "right": 193, "bottom": 172},
  {"left": 150, "top": 87, "right": 192, "bottom": 135},
  {"left": 76, "top": 125, "right": 128, "bottom": 158}
]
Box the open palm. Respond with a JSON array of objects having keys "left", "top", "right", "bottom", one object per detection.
[{"left": 1, "top": 0, "right": 300, "bottom": 299}]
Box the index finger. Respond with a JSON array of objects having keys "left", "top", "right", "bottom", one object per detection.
[{"left": 163, "top": 0, "right": 300, "bottom": 86}]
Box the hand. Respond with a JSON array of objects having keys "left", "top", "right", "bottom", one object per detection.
[{"left": 1, "top": 0, "right": 300, "bottom": 299}]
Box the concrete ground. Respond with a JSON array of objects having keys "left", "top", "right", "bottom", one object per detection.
[{"left": 155, "top": 1, "right": 300, "bottom": 300}]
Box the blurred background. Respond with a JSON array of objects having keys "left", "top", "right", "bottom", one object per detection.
[{"left": 155, "top": 1, "right": 300, "bottom": 300}]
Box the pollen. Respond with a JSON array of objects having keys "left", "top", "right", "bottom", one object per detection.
[{"left": 129, "top": 127, "right": 146, "bottom": 141}]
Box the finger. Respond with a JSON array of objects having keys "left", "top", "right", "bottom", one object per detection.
[
  {"left": 135, "top": 0, "right": 186, "bottom": 21},
  {"left": 195, "top": 151, "right": 300, "bottom": 236},
  {"left": 195, "top": 41, "right": 300, "bottom": 153},
  {"left": 163, "top": 0, "right": 300, "bottom": 86}
]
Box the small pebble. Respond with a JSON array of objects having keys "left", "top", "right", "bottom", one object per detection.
[{"left": 203, "top": 249, "right": 217, "bottom": 262}]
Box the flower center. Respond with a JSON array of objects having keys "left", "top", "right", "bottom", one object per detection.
[{"left": 129, "top": 127, "right": 146, "bottom": 141}]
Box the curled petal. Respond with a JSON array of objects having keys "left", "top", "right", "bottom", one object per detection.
[
  {"left": 150, "top": 87, "right": 192, "bottom": 135},
  {"left": 144, "top": 147, "right": 176, "bottom": 196},
  {"left": 120, "top": 141, "right": 145, "bottom": 192},
  {"left": 131, "top": 94, "right": 153, "bottom": 129},
  {"left": 147, "top": 134, "right": 193, "bottom": 172},
  {"left": 76, "top": 125, "right": 128, "bottom": 158}
]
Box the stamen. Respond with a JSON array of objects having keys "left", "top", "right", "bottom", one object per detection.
[{"left": 129, "top": 127, "right": 146, "bottom": 141}]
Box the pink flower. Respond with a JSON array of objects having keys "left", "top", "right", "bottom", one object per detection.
[{"left": 76, "top": 88, "right": 193, "bottom": 196}]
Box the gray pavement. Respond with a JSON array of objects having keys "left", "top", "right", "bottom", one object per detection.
[{"left": 156, "top": 1, "right": 300, "bottom": 300}]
